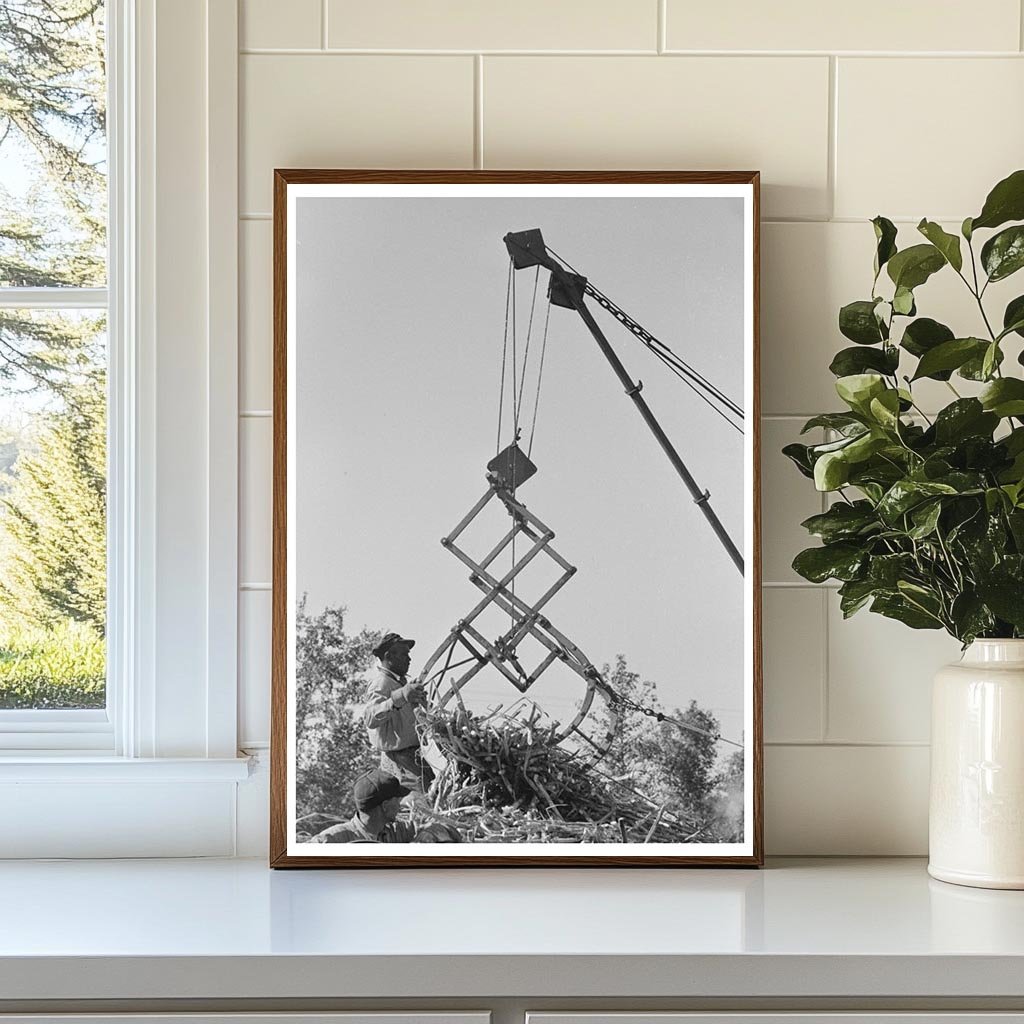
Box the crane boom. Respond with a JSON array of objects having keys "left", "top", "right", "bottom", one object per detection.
[{"left": 502, "top": 228, "right": 744, "bottom": 575}]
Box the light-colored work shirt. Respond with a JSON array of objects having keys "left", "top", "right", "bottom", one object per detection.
[{"left": 362, "top": 666, "right": 419, "bottom": 751}]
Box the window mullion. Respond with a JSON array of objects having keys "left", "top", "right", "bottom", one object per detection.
[{"left": 0, "top": 287, "right": 108, "bottom": 310}]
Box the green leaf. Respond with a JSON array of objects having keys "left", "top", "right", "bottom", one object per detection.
[
  {"left": 971, "top": 169, "right": 1024, "bottom": 232},
  {"left": 980, "top": 378, "right": 1024, "bottom": 418},
  {"left": 950, "top": 592, "right": 995, "bottom": 643},
  {"left": 871, "top": 594, "right": 943, "bottom": 630},
  {"left": 933, "top": 399, "right": 998, "bottom": 444},
  {"left": 892, "top": 286, "right": 916, "bottom": 316},
  {"left": 981, "top": 225, "right": 1024, "bottom": 282},
  {"left": 976, "top": 577, "right": 1024, "bottom": 629},
  {"left": 800, "top": 501, "right": 879, "bottom": 543},
  {"left": 872, "top": 216, "right": 898, "bottom": 277},
  {"left": 868, "top": 552, "right": 915, "bottom": 587},
  {"left": 962, "top": 216, "right": 974, "bottom": 241},
  {"left": 887, "top": 244, "right": 946, "bottom": 291},
  {"left": 982, "top": 341, "right": 1001, "bottom": 381},
  {"left": 838, "top": 578, "right": 883, "bottom": 618},
  {"left": 829, "top": 345, "right": 899, "bottom": 378},
  {"left": 792, "top": 542, "right": 866, "bottom": 584},
  {"left": 917, "top": 219, "right": 963, "bottom": 272},
  {"left": 959, "top": 344, "right": 1004, "bottom": 381},
  {"left": 1003, "top": 295, "right": 1024, "bottom": 339},
  {"left": 814, "top": 450, "right": 850, "bottom": 491},
  {"left": 900, "top": 317, "right": 954, "bottom": 362},
  {"left": 839, "top": 299, "right": 887, "bottom": 345},
  {"left": 911, "top": 337, "right": 988, "bottom": 381},
  {"left": 908, "top": 501, "right": 942, "bottom": 539},
  {"left": 877, "top": 479, "right": 958, "bottom": 524},
  {"left": 800, "top": 413, "right": 866, "bottom": 435},
  {"left": 845, "top": 431, "right": 888, "bottom": 464},
  {"left": 836, "top": 373, "right": 886, "bottom": 413},
  {"left": 782, "top": 442, "right": 814, "bottom": 479},
  {"left": 868, "top": 389, "right": 902, "bottom": 430}
]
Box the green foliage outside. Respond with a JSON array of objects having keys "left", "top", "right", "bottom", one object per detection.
[
  {"left": 295, "top": 602, "right": 744, "bottom": 840},
  {"left": 0, "top": 1, "right": 107, "bottom": 708},
  {"left": 0, "top": 620, "right": 104, "bottom": 708},
  {"left": 785, "top": 169, "right": 1024, "bottom": 644}
]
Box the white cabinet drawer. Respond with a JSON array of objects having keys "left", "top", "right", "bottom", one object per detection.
[
  {"left": 528, "top": 1016, "right": 1024, "bottom": 1024},
  {"left": 0, "top": 1016, "right": 489, "bottom": 1024}
]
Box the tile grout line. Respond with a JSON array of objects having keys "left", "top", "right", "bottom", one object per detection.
[
  {"left": 474, "top": 55, "right": 484, "bottom": 170},
  {"left": 237, "top": 47, "right": 1024, "bottom": 57},
  {"left": 1021, "top": 0, "right": 1024, "bottom": 52},
  {"left": 657, "top": 0, "right": 666, "bottom": 54},
  {"left": 827, "top": 55, "right": 838, "bottom": 220},
  {"left": 820, "top": 587, "right": 831, "bottom": 742},
  {"left": 819, "top": 432, "right": 831, "bottom": 741},
  {"left": 766, "top": 740, "right": 931, "bottom": 748},
  {"left": 321, "top": 0, "right": 328, "bottom": 50}
]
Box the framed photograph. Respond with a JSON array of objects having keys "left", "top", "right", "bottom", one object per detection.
[{"left": 270, "top": 170, "right": 762, "bottom": 867}]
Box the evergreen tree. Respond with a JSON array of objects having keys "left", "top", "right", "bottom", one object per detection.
[
  {"left": 0, "top": 370, "right": 105, "bottom": 632},
  {"left": 0, "top": 0, "right": 106, "bottom": 394}
]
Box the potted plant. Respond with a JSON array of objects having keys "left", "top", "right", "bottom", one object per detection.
[{"left": 785, "top": 169, "right": 1024, "bottom": 889}]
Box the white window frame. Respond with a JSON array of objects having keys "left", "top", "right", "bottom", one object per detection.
[{"left": 0, "top": 0, "right": 248, "bottom": 855}]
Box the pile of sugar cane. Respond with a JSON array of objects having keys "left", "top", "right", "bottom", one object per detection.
[{"left": 420, "top": 705, "right": 705, "bottom": 844}]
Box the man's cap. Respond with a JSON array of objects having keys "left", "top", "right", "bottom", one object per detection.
[
  {"left": 353, "top": 769, "right": 410, "bottom": 812},
  {"left": 372, "top": 631, "right": 415, "bottom": 659}
]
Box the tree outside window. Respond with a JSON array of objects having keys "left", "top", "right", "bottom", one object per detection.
[{"left": 0, "top": 0, "right": 106, "bottom": 709}]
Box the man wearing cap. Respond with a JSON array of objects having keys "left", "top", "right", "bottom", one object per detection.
[
  {"left": 310, "top": 769, "right": 417, "bottom": 843},
  {"left": 363, "top": 631, "right": 435, "bottom": 793}
]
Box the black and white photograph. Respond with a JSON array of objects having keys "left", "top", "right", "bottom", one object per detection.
[{"left": 272, "top": 172, "right": 762, "bottom": 866}]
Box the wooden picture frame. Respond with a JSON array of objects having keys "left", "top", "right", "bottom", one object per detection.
[{"left": 271, "top": 170, "right": 762, "bottom": 867}]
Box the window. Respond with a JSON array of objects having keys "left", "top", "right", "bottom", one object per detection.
[{"left": 0, "top": 1, "right": 109, "bottom": 735}]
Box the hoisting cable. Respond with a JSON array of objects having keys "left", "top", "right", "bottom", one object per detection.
[
  {"left": 551, "top": 246, "right": 743, "bottom": 421},
  {"left": 544, "top": 245, "right": 744, "bottom": 432},
  {"left": 495, "top": 257, "right": 513, "bottom": 455},
  {"left": 511, "top": 259, "right": 519, "bottom": 442},
  {"left": 527, "top": 298, "right": 552, "bottom": 459},
  {"left": 515, "top": 265, "right": 541, "bottom": 424},
  {"left": 585, "top": 284, "right": 745, "bottom": 432},
  {"left": 644, "top": 345, "right": 744, "bottom": 436}
]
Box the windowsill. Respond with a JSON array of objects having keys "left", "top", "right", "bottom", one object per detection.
[{"left": 0, "top": 754, "right": 252, "bottom": 781}]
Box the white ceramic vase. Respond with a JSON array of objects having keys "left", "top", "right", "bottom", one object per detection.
[{"left": 929, "top": 639, "right": 1024, "bottom": 889}]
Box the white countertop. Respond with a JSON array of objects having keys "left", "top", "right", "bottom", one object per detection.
[{"left": 1, "top": 857, "right": 1023, "bottom": 1001}]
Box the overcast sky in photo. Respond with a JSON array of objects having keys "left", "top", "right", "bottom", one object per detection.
[{"left": 295, "top": 194, "right": 748, "bottom": 743}]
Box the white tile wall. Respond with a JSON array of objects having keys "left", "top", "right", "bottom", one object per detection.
[
  {"left": 835, "top": 58, "right": 1024, "bottom": 221},
  {"left": 240, "top": 416, "right": 272, "bottom": 586},
  {"left": 241, "top": 0, "right": 321, "bottom": 50},
  {"left": 483, "top": 56, "right": 831, "bottom": 219},
  {"left": 235, "top": 2, "right": 1024, "bottom": 854},
  {"left": 326, "top": 0, "right": 658, "bottom": 52},
  {"left": 239, "top": 591, "right": 272, "bottom": 748},
  {"left": 240, "top": 220, "right": 272, "bottom": 411},
  {"left": 240, "top": 54, "right": 475, "bottom": 213},
  {"left": 762, "top": 588, "right": 825, "bottom": 744},
  {"left": 665, "top": 0, "right": 1021, "bottom": 53}
]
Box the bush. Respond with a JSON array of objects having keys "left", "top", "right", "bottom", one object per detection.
[{"left": 0, "top": 620, "right": 105, "bottom": 708}]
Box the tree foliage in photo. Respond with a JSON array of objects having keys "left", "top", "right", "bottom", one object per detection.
[{"left": 294, "top": 600, "right": 381, "bottom": 821}]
